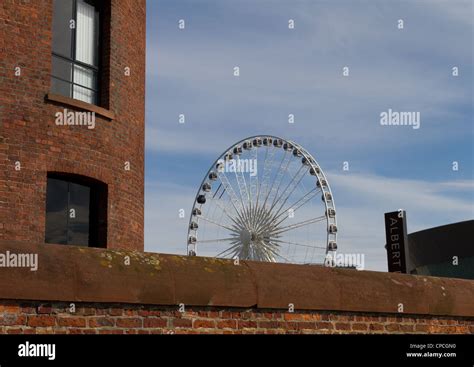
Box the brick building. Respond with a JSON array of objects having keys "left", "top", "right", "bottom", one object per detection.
[{"left": 0, "top": 0, "right": 146, "bottom": 251}]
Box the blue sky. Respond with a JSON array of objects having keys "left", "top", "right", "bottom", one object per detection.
[{"left": 144, "top": 0, "right": 473, "bottom": 270}]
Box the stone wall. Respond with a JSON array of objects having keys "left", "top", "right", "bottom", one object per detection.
[{"left": 0, "top": 241, "right": 472, "bottom": 334}]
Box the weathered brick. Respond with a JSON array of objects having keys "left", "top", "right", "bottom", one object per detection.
[
  {"left": 400, "top": 324, "right": 415, "bottom": 332},
  {"left": 284, "top": 322, "right": 299, "bottom": 330},
  {"left": 27, "top": 316, "right": 55, "bottom": 327},
  {"left": 172, "top": 318, "right": 192, "bottom": 328},
  {"left": 369, "top": 323, "right": 384, "bottom": 332},
  {"left": 220, "top": 311, "right": 233, "bottom": 319},
  {"left": 37, "top": 305, "right": 53, "bottom": 314},
  {"left": 385, "top": 324, "right": 401, "bottom": 332},
  {"left": 296, "top": 322, "right": 317, "bottom": 330},
  {"left": 454, "top": 326, "right": 469, "bottom": 333},
  {"left": 0, "top": 314, "right": 26, "bottom": 326},
  {"left": 193, "top": 319, "right": 216, "bottom": 329},
  {"left": 316, "top": 322, "right": 334, "bottom": 330},
  {"left": 20, "top": 306, "right": 36, "bottom": 314},
  {"left": 352, "top": 323, "right": 368, "bottom": 332},
  {"left": 109, "top": 308, "right": 123, "bottom": 316},
  {"left": 216, "top": 320, "right": 237, "bottom": 329},
  {"left": 88, "top": 317, "right": 115, "bottom": 328},
  {"left": 77, "top": 308, "right": 96, "bottom": 316},
  {"left": 143, "top": 318, "right": 167, "bottom": 328},
  {"left": 238, "top": 320, "right": 258, "bottom": 329},
  {"left": 334, "top": 322, "right": 351, "bottom": 331},
  {"left": 415, "top": 324, "right": 430, "bottom": 333},
  {"left": 138, "top": 310, "right": 162, "bottom": 317},
  {"left": 258, "top": 321, "right": 281, "bottom": 329},
  {"left": 58, "top": 317, "right": 86, "bottom": 328},
  {"left": 0, "top": 305, "right": 20, "bottom": 313},
  {"left": 116, "top": 318, "right": 142, "bottom": 328},
  {"left": 284, "top": 313, "right": 320, "bottom": 321}
]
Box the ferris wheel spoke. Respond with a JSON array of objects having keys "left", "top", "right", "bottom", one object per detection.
[
  {"left": 260, "top": 240, "right": 291, "bottom": 263},
  {"left": 215, "top": 241, "right": 242, "bottom": 258},
  {"left": 270, "top": 188, "right": 322, "bottom": 229},
  {"left": 198, "top": 215, "right": 240, "bottom": 233},
  {"left": 257, "top": 146, "right": 276, "bottom": 205},
  {"left": 267, "top": 153, "right": 294, "bottom": 211},
  {"left": 258, "top": 165, "right": 308, "bottom": 234},
  {"left": 212, "top": 183, "right": 223, "bottom": 199},
  {"left": 256, "top": 146, "right": 268, "bottom": 208},
  {"left": 270, "top": 215, "right": 326, "bottom": 236},
  {"left": 234, "top": 163, "right": 250, "bottom": 206},
  {"left": 233, "top": 166, "right": 253, "bottom": 228},
  {"left": 270, "top": 238, "right": 327, "bottom": 250},
  {"left": 196, "top": 237, "right": 239, "bottom": 244},
  {"left": 270, "top": 249, "right": 293, "bottom": 263},
  {"left": 269, "top": 164, "right": 308, "bottom": 215},
  {"left": 217, "top": 171, "right": 247, "bottom": 223},
  {"left": 252, "top": 205, "right": 271, "bottom": 234},
  {"left": 291, "top": 187, "right": 320, "bottom": 211},
  {"left": 248, "top": 148, "right": 261, "bottom": 230},
  {"left": 208, "top": 192, "right": 246, "bottom": 229},
  {"left": 249, "top": 147, "right": 258, "bottom": 207},
  {"left": 251, "top": 241, "right": 274, "bottom": 262},
  {"left": 252, "top": 150, "right": 290, "bottom": 232},
  {"left": 217, "top": 171, "right": 241, "bottom": 210},
  {"left": 262, "top": 151, "right": 289, "bottom": 209}
]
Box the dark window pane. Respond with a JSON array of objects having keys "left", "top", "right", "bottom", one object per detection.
[
  {"left": 52, "top": 0, "right": 74, "bottom": 57},
  {"left": 50, "top": 77, "right": 72, "bottom": 98},
  {"left": 45, "top": 174, "right": 107, "bottom": 248},
  {"left": 51, "top": 55, "right": 72, "bottom": 82},
  {"left": 67, "top": 182, "right": 90, "bottom": 246},
  {"left": 45, "top": 178, "right": 68, "bottom": 244}
]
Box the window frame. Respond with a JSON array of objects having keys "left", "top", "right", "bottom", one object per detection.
[
  {"left": 51, "top": 0, "right": 102, "bottom": 106},
  {"left": 45, "top": 172, "right": 108, "bottom": 248}
]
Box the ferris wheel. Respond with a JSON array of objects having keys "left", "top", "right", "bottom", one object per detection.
[{"left": 187, "top": 135, "right": 337, "bottom": 265}]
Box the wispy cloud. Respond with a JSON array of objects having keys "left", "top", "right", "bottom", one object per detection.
[
  {"left": 145, "top": 171, "right": 473, "bottom": 271},
  {"left": 144, "top": 0, "right": 473, "bottom": 271}
]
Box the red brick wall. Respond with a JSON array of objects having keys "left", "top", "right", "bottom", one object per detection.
[
  {"left": 0, "top": 300, "right": 472, "bottom": 335},
  {"left": 0, "top": 0, "right": 146, "bottom": 250}
]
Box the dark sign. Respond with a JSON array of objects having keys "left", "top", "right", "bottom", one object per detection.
[{"left": 384, "top": 210, "right": 408, "bottom": 273}]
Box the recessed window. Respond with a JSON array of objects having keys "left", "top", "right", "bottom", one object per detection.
[
  {"left": 51, "top": 0, "right": 101, "bottom": 105},
  {"left": 45, "top": 173, "right": 107, "bottom": 247}
]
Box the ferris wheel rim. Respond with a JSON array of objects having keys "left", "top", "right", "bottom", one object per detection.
[{"left": 187, "top": 135, "right": 338, "bottom": 262}]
